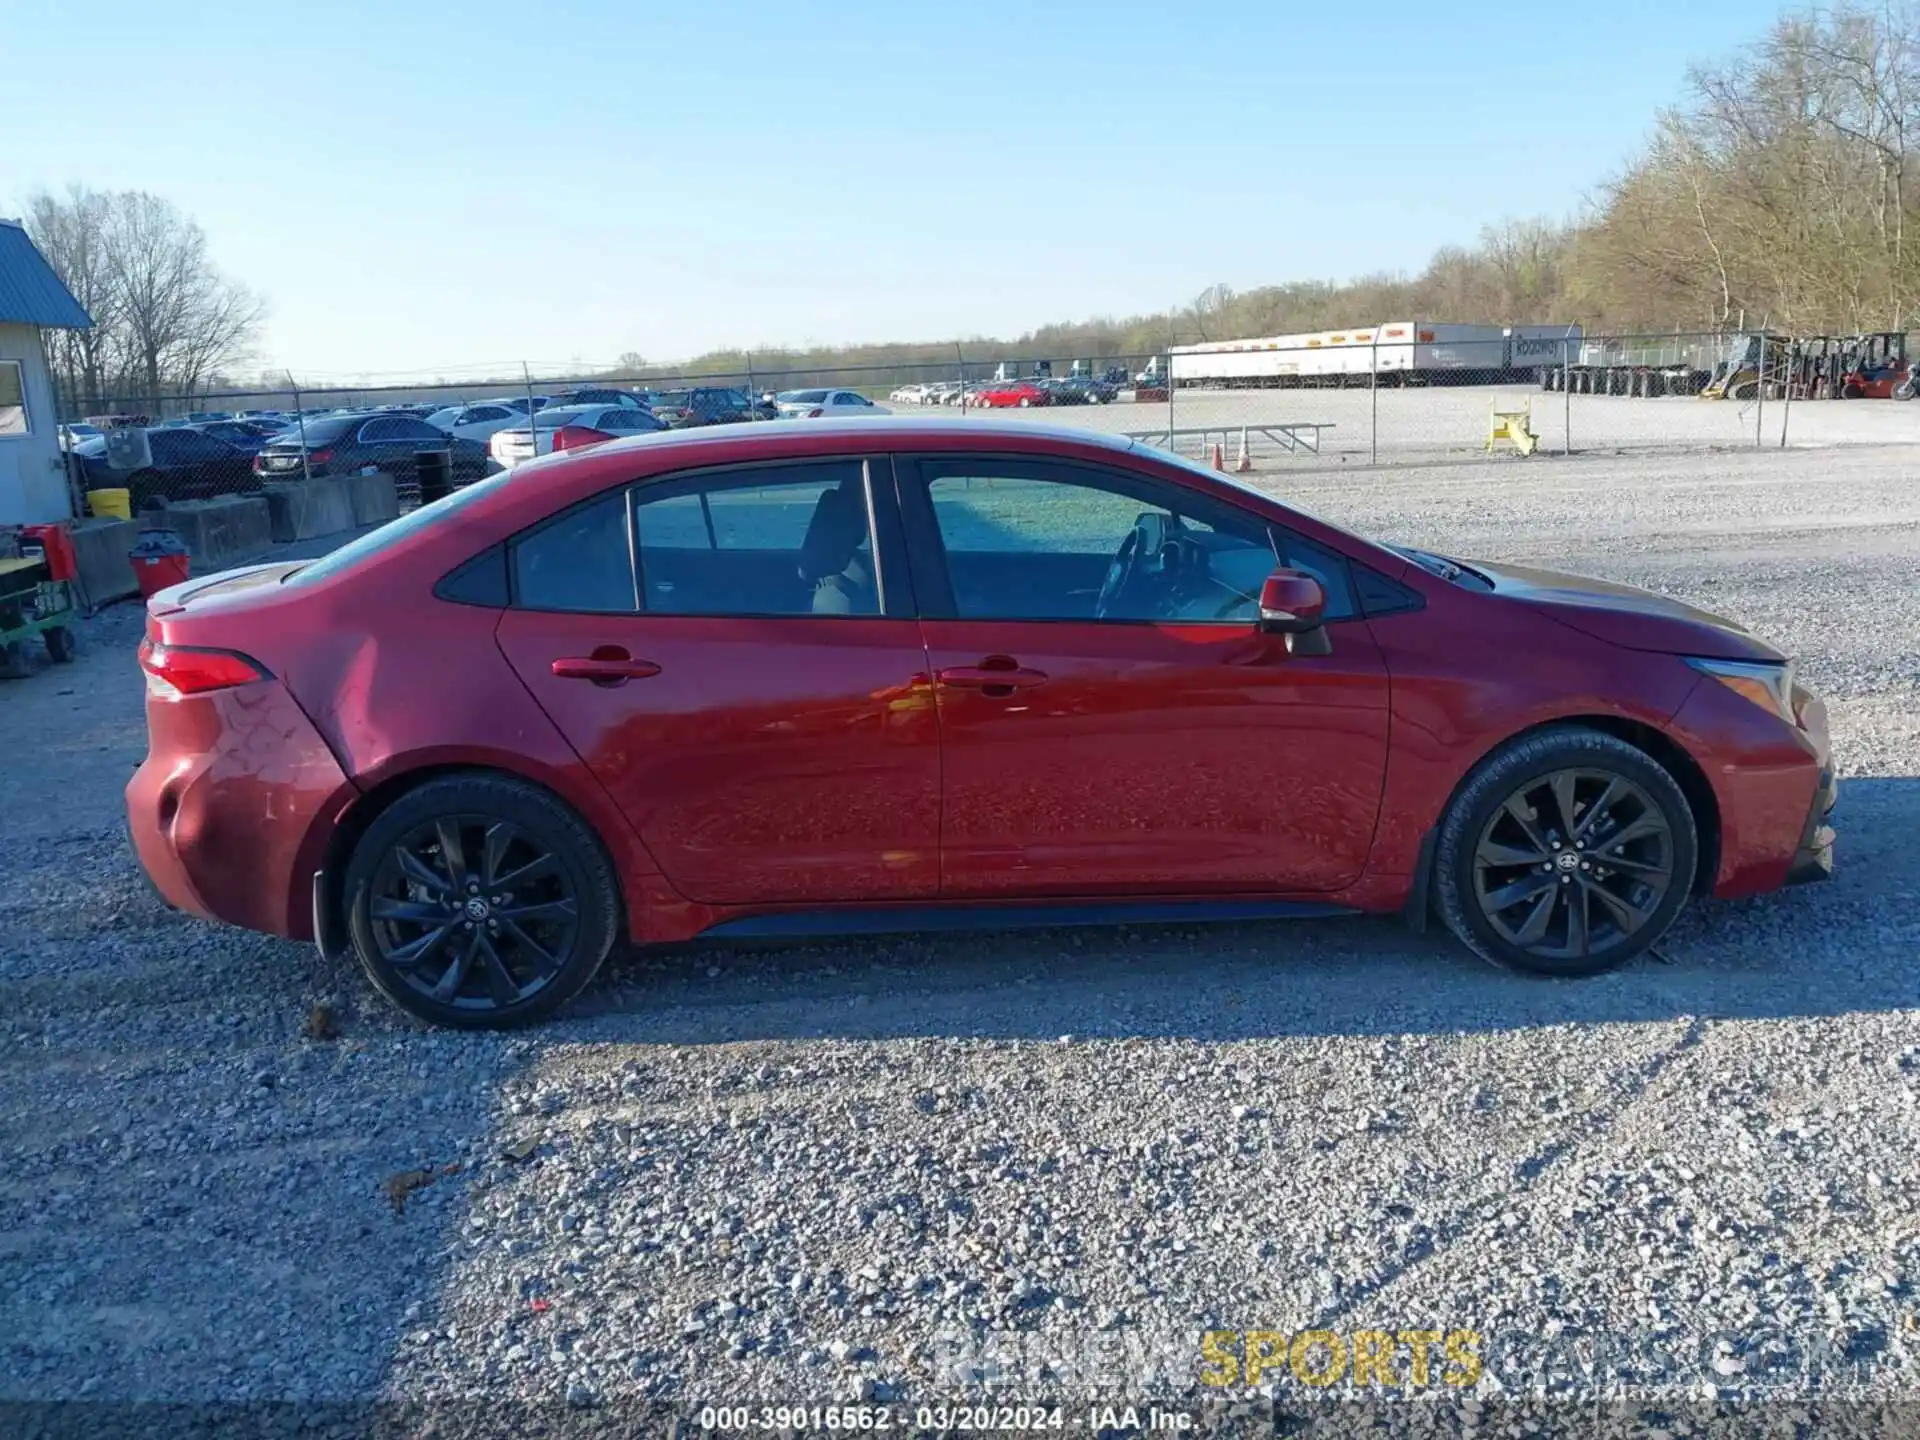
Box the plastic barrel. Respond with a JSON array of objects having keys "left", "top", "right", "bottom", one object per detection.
[
  {"left": 87, "top": 488, "right": 132, "bottom": 521},
  {"left": 416, "top": 449, "right": 452, "bottom": 506}
]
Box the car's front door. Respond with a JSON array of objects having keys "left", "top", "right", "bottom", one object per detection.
[
  {"left": 494, "top": 456, "right": 940, "bottom": 909},
  {"left": 898, "top": 455, "right": 1391, "bottom": 898}
]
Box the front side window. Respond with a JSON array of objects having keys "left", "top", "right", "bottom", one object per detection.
[
  {"left": 633, "top": 460, "right": 878, "bottom": 617},
  {"left": 0, "top": 361, "right": 27, "bottom": 436},
  {"left": 918, "top": 462, "right": 1278, "bottom": 624}
]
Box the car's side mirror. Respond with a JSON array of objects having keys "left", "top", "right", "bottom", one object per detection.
[
  {"left": 1258, "top": 569, "right": 1325, "bottom": 633},
  {"left": 1258, "top": 569, "right": 1332, "bottom": 654}
]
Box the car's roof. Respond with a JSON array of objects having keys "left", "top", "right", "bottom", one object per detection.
[{"left": 516, "top": 415, "right": 1136, "bottom": 479}]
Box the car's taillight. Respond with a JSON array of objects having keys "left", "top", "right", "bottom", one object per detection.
[
  {"left": 138, "top": 639, "right": 271, "bottom": 698},
  {"left": 309, "top": 448, "right": 333, "bottom": 466},
  {"left": 550, "top": 425, "right": 614, "bottom": 452}
]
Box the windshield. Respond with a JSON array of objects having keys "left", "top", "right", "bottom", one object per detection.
[{"left": 283, "top": 470, "right": 513, "bottom": 589}]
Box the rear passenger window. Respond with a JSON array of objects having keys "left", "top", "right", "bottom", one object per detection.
[
  {"left": 632, "top": 461, "right": 878, "bottom": 616},
  {"left": 512, "top": 490, "right": 636, "bottom": 612}
]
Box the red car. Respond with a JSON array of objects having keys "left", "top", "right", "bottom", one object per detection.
[
  {"left": 126, "top": 419, "right": 1834, "bottom": 1028},
  {"left": 972, "top": 380, "right": 1051, "bottom": 409}
]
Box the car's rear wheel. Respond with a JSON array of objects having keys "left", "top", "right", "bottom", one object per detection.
[
  {"left": 1435, "top": 727, "right": 1697, "bottom": 978},
  {"left": 342, "top": 774, "right": 620, "bottom": 1028}
]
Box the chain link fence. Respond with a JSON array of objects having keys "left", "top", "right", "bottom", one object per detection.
[{"left": 56, "top": 329, "right": 1919, "bottom": 512}]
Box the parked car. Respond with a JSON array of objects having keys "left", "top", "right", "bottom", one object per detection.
[
  {"left": 73, "top": 426, "right": 259, "bottom": 508},
  {"left": 773, "top": 388, "right": 892, "bottom": 419},
  {"left": 487, "top": 404, "right": 668, "bottom": 470},
  {"left": 426, "top": 402, "right": 533, "bottom": 446},
  {"left": 972, "top": 380, "right": 1051, "bottom": 409},
  {"left": 921, "top": 382, "right": 961, "bottom": 405},
  {"left": 889, "top": 384, "right": 934, "bottom": 404},
  {"left": 1056, "top": 375, "right": 1117, "bottom": 404},
  {"left": 649, "top": 386, "right": 769, "bottom": 427},
  {"left": 547, "top": 388, "right": 650, "bottom": 410},
  {"left": 252, "top": 412, "right": 489, "bottom": 487},
  {"left": 124, "top": 416, "right": 1833, "bottom": 1029},
  {"left": 194, "top": 419, "right": 286, "bottom": 455}
]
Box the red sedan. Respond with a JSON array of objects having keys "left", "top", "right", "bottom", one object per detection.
[
  {"left": 972, "top": 380, "right": 1051, "bottom": 409},
  {"left": 127, "top": 419, "right": 1835, "bottom": 1028}
]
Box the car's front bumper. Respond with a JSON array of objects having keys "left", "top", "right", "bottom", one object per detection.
[{"left": 1785, "top": 765, "right": 1837, "bottom": 885}]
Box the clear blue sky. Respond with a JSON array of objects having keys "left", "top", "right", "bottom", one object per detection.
[{"left": 10, "top": 0, "right": 1782, "bottom": 379}]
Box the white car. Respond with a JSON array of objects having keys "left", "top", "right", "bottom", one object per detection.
[
  {"left": 487, "top": 404, "right": 667, "bottom": 470},
  {"left": 774, "top": 389, "right": 892, "bottom": 419},
  {"left": 427, "top": 402, "right": 533, "bottom": 446},
  {"left": 888, "top": 384, "right": 931, "bottom": 404}
]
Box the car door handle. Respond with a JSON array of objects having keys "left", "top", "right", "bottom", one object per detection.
[
  {"left": 551, "top": 653, "right": 661, "bottom": 683},
  {"left": 936, "top": 663, "right": 1048, "bottom": 691}
]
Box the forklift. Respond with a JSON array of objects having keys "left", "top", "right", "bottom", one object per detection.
[{"left": 1835, "top": 332, "right": 1914, "bottom": 399}]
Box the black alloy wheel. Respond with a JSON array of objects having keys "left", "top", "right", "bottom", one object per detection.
[
  {"left": 343, "top": 775, "right": 619, "bottom": 1027},
  {"left": 367, "top": 815, "right": 578, "bottom": 1013},
  {"left": 1471, "top": 768, "right": 1674, "bottom": 961},
  {"left": 1435, "top": 727, "right": 1698, "bottom": 978}
]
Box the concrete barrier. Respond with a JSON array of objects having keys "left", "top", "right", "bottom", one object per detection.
[
  {"left": 262, "top": 477, "right": 355, "bottom": 544},
  {"left": 70, "top": 518, "right": 139, "bottom": 607},
  {"left": 170, "top": 496, "right": 274, "bottom": 572},
  {"left": 346, "top": 470, "right": 400, "bottom": 527}
]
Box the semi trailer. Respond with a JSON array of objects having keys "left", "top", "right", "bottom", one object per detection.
[{"left": 1167, "top": 323, "right": 1581, "bottom": 389}]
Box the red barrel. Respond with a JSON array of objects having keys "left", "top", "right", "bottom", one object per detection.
[
  {"left": 129, "top": 529, "right": 192, "bottom": 599},
  {"left": 132, "top": 553, "right": 191, "bottom": 598}
]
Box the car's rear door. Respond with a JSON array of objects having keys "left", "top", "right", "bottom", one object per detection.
[
  {"left": 494, "top": 454, "right": 940, "bottom": 908},
  {"left": 896, "top": 453, "right": 1391, "bottom": 898}
]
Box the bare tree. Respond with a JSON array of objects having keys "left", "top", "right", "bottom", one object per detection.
[
  {"left": 24, "top": 187, "right": 121, "bottom": 411},
  {"left": 25, "top": 187, "right": 264, "bottom": 407}
]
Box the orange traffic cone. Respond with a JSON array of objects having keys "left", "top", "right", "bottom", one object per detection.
[
  {"left": 1235, "top": 427, "right": 1253, "bottom": 473},
  {"left": 1211, "top": 440, "right": 1226, "bottom": 472}
]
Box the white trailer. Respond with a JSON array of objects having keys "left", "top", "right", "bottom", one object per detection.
[{"left": 1169, "top": 322, "right": 1583, "bottom": 388}]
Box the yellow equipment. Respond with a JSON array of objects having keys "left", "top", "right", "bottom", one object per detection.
[{"left": 1487, "top": 399, "right": 1539, "bottom": 456}]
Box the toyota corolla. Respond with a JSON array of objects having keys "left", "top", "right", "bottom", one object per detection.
[{"left": 126, "top": 419, "right": 1834, "bottom": 1027}]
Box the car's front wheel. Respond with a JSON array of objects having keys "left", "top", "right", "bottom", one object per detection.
[
  {"left": 1434, "top": 727, "right": 1697, "bottom": 977},
  {"left": 342, "top": 774, "right": 620, "bottom": 1028}
]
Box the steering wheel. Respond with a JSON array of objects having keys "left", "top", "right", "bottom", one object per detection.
[{"left": 1093, "top": 523, "right": 1146, "bottom": 619}]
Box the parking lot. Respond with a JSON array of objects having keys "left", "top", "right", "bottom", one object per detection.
[{"left": 2, "top": 443, "right": 1917, "bottom": 1420}]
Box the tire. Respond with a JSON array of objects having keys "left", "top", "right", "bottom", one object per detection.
[
  {"left": 341, "top": 774, "right": 620, "bottom": 1029},
  {"left": 44, "top": 626, "right": 76, "bottom": 664},
  {"left": 1434, "top": 726, "right": 1698, "bottom": 978},
  {"left": 1018, "top": 396, "right": 1033, "bottom": 408},
  {"left": 1841, "top": 382, "right": 1864, "bottom": 400}
]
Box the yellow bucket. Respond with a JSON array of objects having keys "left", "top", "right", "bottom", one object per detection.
[{"left": 87, "top": 487, "right": 132, "bottom": 521}]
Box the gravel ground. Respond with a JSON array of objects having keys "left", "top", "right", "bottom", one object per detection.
[
  {"left": 903, "top": 383, "right": 1920, "bottom": 467},
  {"left": 1, "top": 445, "right": 1916, "bottom": 1429}
]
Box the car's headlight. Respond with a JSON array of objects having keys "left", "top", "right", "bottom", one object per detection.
[{"left": 1686, "top": 657, "right": 1798, "bottom": 724}]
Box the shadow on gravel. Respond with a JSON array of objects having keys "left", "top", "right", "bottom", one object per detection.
[{"left": 560, "top": 775, "right": 1919, "bottom": 1048}]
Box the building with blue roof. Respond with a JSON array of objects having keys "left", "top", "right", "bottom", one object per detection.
[{"left": 0, "top": 218, "right": 93, "bottom": 524}]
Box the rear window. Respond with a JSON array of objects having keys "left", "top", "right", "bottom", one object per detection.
[
  {"left": 282, "top": 470, "right": 513, "bottom": 589},
  {"left": 276, "top": 416, "right": 356, "bottom": 443},
  {"left": 654, "top": 390, "right": 691, "bottom": 407},
  {"left": 784, "top": 389, "right": 829, "bottom": 404}
]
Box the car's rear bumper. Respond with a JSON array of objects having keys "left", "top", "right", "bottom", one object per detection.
[{"left": 125, "top": 677, "right": 357, "bottom": 941}]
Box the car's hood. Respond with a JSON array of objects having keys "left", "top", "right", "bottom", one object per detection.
[{"left": 1469, "top": 559, "right": 1785, "bottom": 661}]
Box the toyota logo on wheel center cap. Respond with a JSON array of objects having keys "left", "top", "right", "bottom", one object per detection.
[
  {"left": 465, "top": 897, "right": 491, "bottom": 920},
  {"left": 1555, "top": 851, "right": 1581, "bottom": 872}
]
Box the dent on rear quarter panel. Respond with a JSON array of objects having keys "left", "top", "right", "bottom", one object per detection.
[
  {"left": 281, "top": 597, "right": 667, "bottom": 926},
  {"left": 1361, "top": 590, "right": 1700, "bottom": 881}
]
